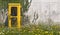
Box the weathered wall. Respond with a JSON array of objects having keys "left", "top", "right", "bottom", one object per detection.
[{"left": 26, "top": 0, "right": 60, "bottom": 24}]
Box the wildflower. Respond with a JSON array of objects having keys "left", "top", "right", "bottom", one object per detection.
[
  {"left": 31, "top": 31, "right": 33, "bottom": 33},
  {"left": 2, "top": 30, "right": 5, "bottom": 32},
  {"left": 0, "top": 32, "right": 4, "bottom": 35},
  {"left": 59, "top": 31, "right": 60, "bottom": 33},
  {"left": 29, "top": 31, "right": 31, "bottom": 33},
  {"left": 45, "top": 31, "right": 48, "bottom": 33},
  {"left": 35, "top": 34, "right": 38, "bottom": 35},
  {"left": 1, "top": 32, "right": 4, "bottom": 35},
  {"left": 39, "top": 34, "right": 40, "bottom": 35},
  {"left": 7, "top": 31, "right": 9, "bottom": 33},
  {"left": 23, "top": 30, "right": 26, "bottom": 32},
  {"left": 36, "top": 29, "right": 39, "bottom": 31},
  {"left": 0, "top": 32, "right": 1, "bottom": 34}
]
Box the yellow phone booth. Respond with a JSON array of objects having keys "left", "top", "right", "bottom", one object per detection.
[{"left": 8, "top": 3, "right": 21, "bottom": 28}]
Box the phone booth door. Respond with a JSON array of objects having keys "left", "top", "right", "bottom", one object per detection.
[{"left": 8, "top": 3, "right": 21, "bottom": 28}]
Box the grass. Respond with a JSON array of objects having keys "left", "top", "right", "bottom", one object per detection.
[{"left": 0, "top": 24, "right": 60, "bottom": 35}]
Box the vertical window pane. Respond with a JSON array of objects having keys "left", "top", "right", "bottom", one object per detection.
[
  {"left": 11, "top": 18, "right": 17, "bottom": 27},
  {"left": 11, "top": 7, "right": 17, "bottom": 16}
]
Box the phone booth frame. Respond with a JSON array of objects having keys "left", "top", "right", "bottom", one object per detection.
[{"left": 8, "top": 3, "right": 21, "bottom": 28}]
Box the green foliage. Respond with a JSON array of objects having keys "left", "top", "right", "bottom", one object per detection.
[
  {"left": 0, "top": 0, "right": 30, "bottom": 12},
  {"left": 0, "top": 24, "right": 60, "bottom": 35}
]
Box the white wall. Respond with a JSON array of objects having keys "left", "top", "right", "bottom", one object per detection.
[{"left": 27, "top": 0, "right": 60, "bottom": 24}]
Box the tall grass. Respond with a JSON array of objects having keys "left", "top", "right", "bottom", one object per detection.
[{"left": 0, "top": 23, "right": 60, "bottom": 35}]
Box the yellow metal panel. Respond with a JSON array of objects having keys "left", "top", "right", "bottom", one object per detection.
[
  {"left": 17, "top": 6, "right": 21, "bottom": 28},
  {"left": 8, "top": 5, "right": 11, "bottom": 28}
]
